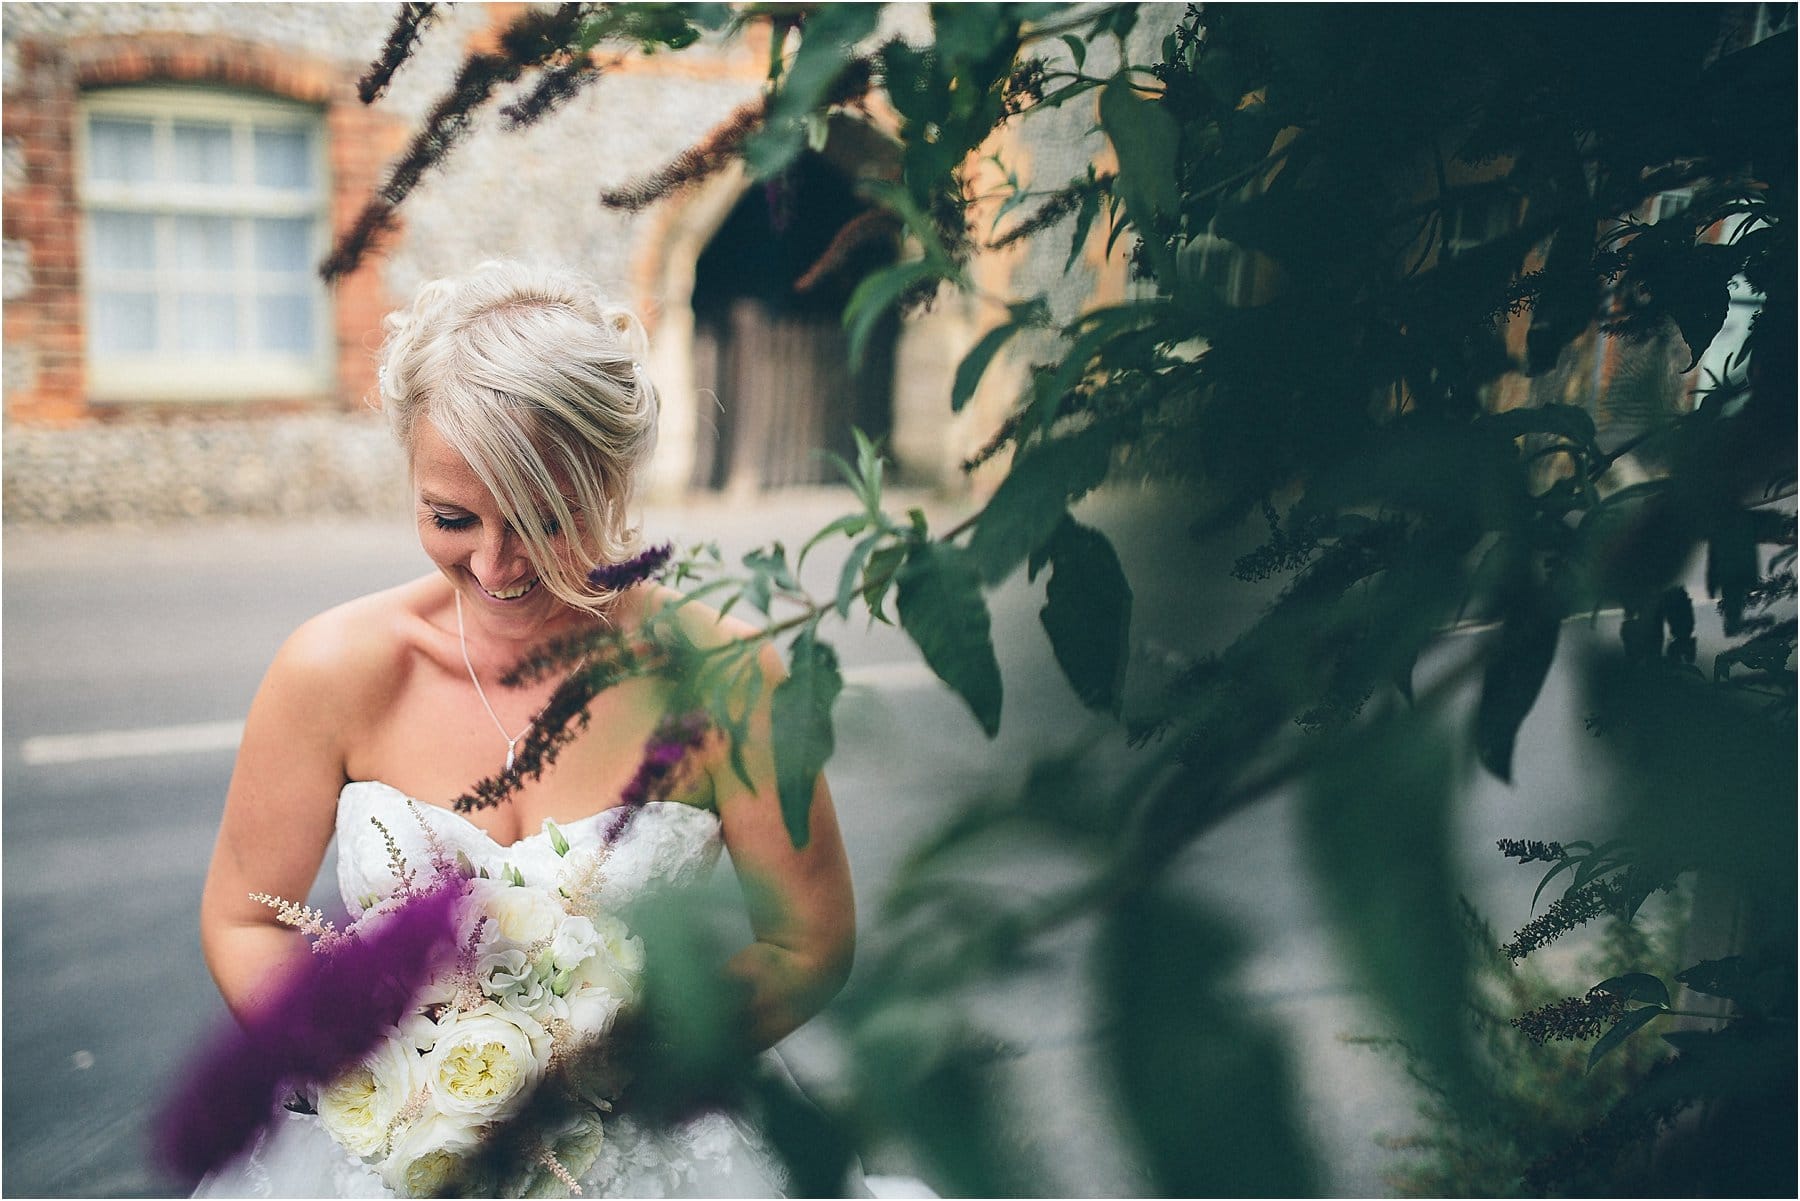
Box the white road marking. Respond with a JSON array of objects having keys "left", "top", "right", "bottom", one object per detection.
[
  {"left": 18, "top": 661, "right": 938, "bottom": 767},
  {"left": 20, "top": 719, "right": 245, "bottom": 766}
]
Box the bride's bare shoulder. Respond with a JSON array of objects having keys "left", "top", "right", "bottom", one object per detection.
[
  {"left": 642, "top": 584, "right": 786, "bottom": 677},
  {"left": 268, "top": 574, "right": 445, "bottom": 703}
]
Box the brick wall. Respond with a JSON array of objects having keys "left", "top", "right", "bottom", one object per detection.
[{"left": 1, "top": 25, "right": 406, "bottom": 425}]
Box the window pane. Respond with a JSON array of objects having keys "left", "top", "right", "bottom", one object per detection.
[
  {"left": 171, "top": 122, "right": 234, "bottom": 185},
  {"left": 88, "top": 118, "right": 156, "bottom": 184},
  {"left": 89, "top": 211, "right": 157, "bottom": 270},
  {"left": 173, "top": 215, "right": 236, "bottom": 271},
  {"left": 254, "top": 217, "right": 312, "bottom": 272},
  {"left": 254, "top": 127, "right": 313, "bottom": 190},
  {"left": 258, "top": 293, "right": 315, "bottom": 354},
  {"left": 92, "top": 291, "right": 158, "bottom": 355},
  {"left": 176, "top": 292, "right": 239, "bottom": 352}
]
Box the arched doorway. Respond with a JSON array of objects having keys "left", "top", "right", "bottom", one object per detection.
[{"left": 688, "top": 150, "right": 897, "bottom": 492}]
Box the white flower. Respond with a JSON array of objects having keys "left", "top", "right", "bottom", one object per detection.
[
  {"left": 317, "top": 1035, "right": 420, "bottom": 1160},
  {"left": 422, "top": 1004, "right": 550, "bottom": 1121},
  {"left": 378, "top": 1108, "right": 485, "bottom": 1198},
  {"left": 506, "top": 838, "right": 568, "bottom": 892},
  {"left": 570, "top": 912, "right": 647, "bottom": 1005},
  {"left": 464, "top": 877, "right": 562, "bottom": 948},
  {"left": 548, "top": 914, "right": 600, "bottom": 973},
  {"left": 478, "top": 946, "right": 558, "bottom": 1015},
  {"left": 551, "top": 912, "right": 646, "bottom": 1036}
]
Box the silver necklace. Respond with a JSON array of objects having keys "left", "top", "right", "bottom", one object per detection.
[{"left": 454, "top": 590, "right": 532, "bottom": 772}]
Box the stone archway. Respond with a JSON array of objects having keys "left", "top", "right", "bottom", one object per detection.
[
  {"left": 689, "top": 149, "right": 898, "bottom": 493},
  {"left": 633, "top": 116, "right": 906, "bottom": 499},
  {"left": 634, "top": 160, "right": 754, "bottom": 499}
]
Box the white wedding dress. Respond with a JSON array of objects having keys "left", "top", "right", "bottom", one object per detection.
[{"left": 194, "top": 782, "right": 906, "bottom": 1199}]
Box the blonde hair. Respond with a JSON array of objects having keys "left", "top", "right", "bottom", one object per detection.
[{"left": 378, "top": 261, "right": 660, "bottom": 616}]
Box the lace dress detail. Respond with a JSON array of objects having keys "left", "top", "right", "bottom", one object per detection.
[{"left": 194, "top": 782, "right": 802, "bottom": 1199}]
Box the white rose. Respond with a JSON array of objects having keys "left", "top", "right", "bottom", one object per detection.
[
  {"left": 378, "top": 1108, "right": 485, "bottom": 1198},
  {"left": 464, "top": 877, "right": 562, "bottom": 948},
  {"left": 317, "top": 1035, "right": 420, "bottom": 1160},
  {"left": 562, "top": 984, "right": 627, "bottom": 1037},
  {"left": 422, "top": 1004, "right": 550, "bottom": 1121},
  {"left": 568, "top": 912, "right": 646, "bottom": 1006}
]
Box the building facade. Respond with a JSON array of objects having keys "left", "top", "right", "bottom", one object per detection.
[{"left": 3, "top": 3, "right": 1126, "bottom": 523}]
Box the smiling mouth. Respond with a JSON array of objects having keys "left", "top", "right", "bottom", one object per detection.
[{"left": 478, "top": 577, "right": 539, "bottom": 602}]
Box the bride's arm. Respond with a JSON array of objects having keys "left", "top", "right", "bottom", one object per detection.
[
  {"left": 199, "top": 615, "right": 358, "bottom": 1024},
  {"left": 710, "top": 639, "right": 857, "bottom": 1051}
]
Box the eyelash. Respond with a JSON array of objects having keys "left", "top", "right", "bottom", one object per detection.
[{"left": 428, "top": 511, "right": 561, "bottom": 537}]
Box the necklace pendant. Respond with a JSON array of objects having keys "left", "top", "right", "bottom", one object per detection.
[{"left": 505, "top": 745, "right": 516, "bottom": 772}]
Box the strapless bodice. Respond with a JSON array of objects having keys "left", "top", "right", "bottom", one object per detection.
[{"left": 334, "top": 781, "right": 723, "bottom": 917}]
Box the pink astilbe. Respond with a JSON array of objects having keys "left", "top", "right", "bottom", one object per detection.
[
  {"left": 154, "top": 884, "right": 459, "bottom": 1186},
  {"left": 406, "top": 799, "right": 460, "bottom": 879},
  {"left": 248, "top": 894, "right": 349, "bottom": 955},
  {"left": 368, "top": 816, "right": 418, "bottom": 898},
  {"left": 535, "top": 1141, "right": 584, "bottom": 1195},
  {"left": 450, "top": 914, "right": 493, "bottom": 1014}
]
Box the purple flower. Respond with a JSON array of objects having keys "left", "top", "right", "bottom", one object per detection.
[
  {"left": 154, "top": 884, "right": 460, "bottom": 1186},
  {"left": 604, "top": 711, "right": 712, "bottom": 842},
  {"left": 588, "top": 541, "right": 673, "bottom": 591}
]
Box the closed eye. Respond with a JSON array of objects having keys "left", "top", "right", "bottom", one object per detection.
[{"left": 428, "top": 510, "right": 477, "bottom": 531}]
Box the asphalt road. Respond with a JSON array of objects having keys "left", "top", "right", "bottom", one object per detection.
[{"left": 2, "top": 487, "right": 1647, "bottom": 1198}]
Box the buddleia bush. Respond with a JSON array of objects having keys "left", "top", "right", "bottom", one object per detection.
[{"left": 317, "top": 4, "right": 1795, "bottom": 1195}]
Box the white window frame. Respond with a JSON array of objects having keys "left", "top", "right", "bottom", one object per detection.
[{"left": 78, "top": 86, "right": 333, "bottom": 403}]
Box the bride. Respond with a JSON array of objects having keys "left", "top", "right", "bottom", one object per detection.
[{"left": 195, "top": 260, "right": 861, "bottom": 1197}]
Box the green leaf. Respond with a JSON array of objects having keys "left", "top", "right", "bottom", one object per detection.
[
  {"left": 968, "top": 418, "right": 1121, "bottom": 584},
  {"left": 837, "top": 533, "right": 882, "bottom": 618},
  {"left": 1025, "top": 302, "right": 1163, "bottom": 436},
  {"left": 770, "top": 630, "right": 842, "bottom": 850},
  {"left": 1039, "top": 518, "right": 1132, "bottom": 714},
  {"left": 952, "top": 301, "right": 1046, "bottom": 413},
  {"left": 820, "top": 449, "right": 864, "bottom": 498},
  {"left": 1530, "top": 857, "right": 1579, "bottom": 913},
  {"left": 799, "top": 512, "right": 869, "bottom": 568},
  {"left": 1706, "top": 509, "right": 1758, "bottom": 635},
  {"left": 1594, "top": 972, "right": 1671, "bottom": 1008},
  {"left": 1303, "top": 709, "right": 1472, "bottom": 1093},
  {"left": 1102, "top": 890, "right": 1320, "bottom": 1195},
  {"left": 858, "top": 177, "right": 960, "bottom": 267},
  {"left": 896, "top": 542, "right": 1004, "bottom": 736},
  {"left": 1588, "top": 1005, "right": 1666, "bottom": 1072},
  {"left": 1064, "top": 172, "right": 1103, "bottom": 273},
  {"left": 741, "top": 4, "right": 882, "bottom": 177},
  {"left": 1099, "top": 75, "right": 1180, "bottom": 280},
  {"left": 742, "top": 543, "right": 798, "bottom": 592},
  {"left": 862, "top": 542, "right": 908, "bottom": 625},
  {"left": 844, "top": 259, "right": 944, "bottom": 371},
  {"left": 1059, "top": 32, "right": 1086, "bottom": 70},
  {"left": 1475, "top": 594, "right": 1560, "bottom": 782},
  {"left": 853, "top": 427, "right": 886, "bottom": 509},
  {"left": 1480, "top": 403, "right": 1599, "bottom": 452}
]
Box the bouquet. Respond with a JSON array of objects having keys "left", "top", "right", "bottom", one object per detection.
[{"left": 255, "top": 802, "right": 645, "bottom": 1197}]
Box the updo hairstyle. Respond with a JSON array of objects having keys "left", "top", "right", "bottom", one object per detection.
[{"left": 378, "top": 261, "right": 660, "bottom": 616}]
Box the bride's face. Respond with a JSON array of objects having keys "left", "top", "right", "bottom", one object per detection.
[{"left": 412, "top": 420, "right": 570, "bottom": 633}]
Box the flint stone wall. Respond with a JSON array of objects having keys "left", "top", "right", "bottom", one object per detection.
[{"left": 2, "top": 413, "right": 409, "bottom": 523}]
